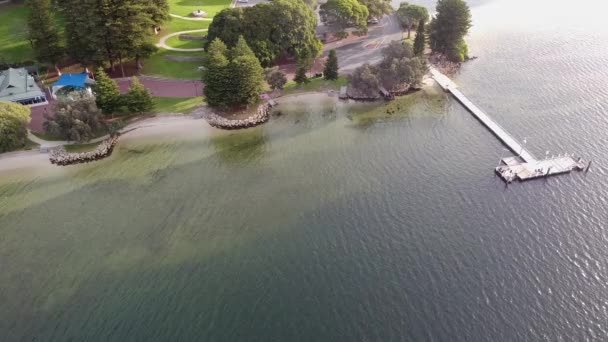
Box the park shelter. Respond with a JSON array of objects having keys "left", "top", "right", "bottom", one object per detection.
[
  {"left": 51, "top": 72, "right": 96, "bottom": 99},
  {"left": 0, "top": 68, "right": 48, "bottom": 106}
]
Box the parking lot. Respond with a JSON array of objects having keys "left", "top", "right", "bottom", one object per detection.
[{"left": 234, "top": 0, "right": 269, "bottom": 7}]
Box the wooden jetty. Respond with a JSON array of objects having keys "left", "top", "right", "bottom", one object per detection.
[{"left": 430, "top": 67, "right": 587, "bottom": 183}]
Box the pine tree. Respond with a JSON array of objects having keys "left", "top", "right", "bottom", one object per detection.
[
  {"left": 413, "top": 19, "right": 426, "bottom": 56},
  {"left": 323, "top": 49, "right": 339, "bottom": 80},
  {"left": 230, "top": 36, "right": 264, "bottom": 105},
  {"left": 125, "top": 77, "right": 154, "bottom": 113},
  {"left": 203, "top": 39, "right": 231, "bottom": 107},
  {"left": 27, "top": 0, "right": 64, "bottom": 68},
  {"left": 92, "top": 68, "right": 122, "bottom": 115}
]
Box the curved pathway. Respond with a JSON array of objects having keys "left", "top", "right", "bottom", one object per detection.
[
  {"left": 157, "top": 29, "right": 208, "bottom": 52},
  {"left": 169, "top": 13, "right": 213, "bottom": 21}
]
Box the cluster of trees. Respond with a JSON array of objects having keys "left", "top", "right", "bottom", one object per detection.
[
  {"left": 43, "top": 71, "right": 154, "bottom": 142},
  {"left": 26, "top": 0, "right": 169, "bottom": 74},
  {"left": 320, "top": 0, "right": 370, "bottom": 38},
  {"left": 349, "top": 41, "right": 427, "bottom": 98},
  {"left": 320, "top": 0, "right": 393, "bottom": 39},
  {"left": 429, "top": 0, "right": 472, "bottom": 62},
  {"left": 43, "top": 94, "right": 106, "bottom": 142},
  {"left": 206, "top": 0, "right": 322, "bottom": 67},
  {"left": 93, "top": 69, "right": 154, "bottom": 115},
  {"left": 0, "top": 102, "right": 31, "bottom": 153},
  {"left": 202, "top": 37, "right": 265, "bottom": 108}
]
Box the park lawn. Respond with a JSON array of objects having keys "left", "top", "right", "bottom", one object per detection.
[
  {"left": 168, "top": 0, "right": 232, "bottom": 17},
  {"left": 0, "top": 4, "right": 34, "bottom": 62},
  {"left": 30, "top": 131, "right": 65, "bottom": 141},
  {"left": 163, "top": 17, "right": 210, "bottom": 36},
  {"left": 153, "top": 96, "right": 204, "bottom": 113},
  {"left": 165, "top": 35, "right": 206, "bottom": 50},
  {"left": 282, "top": 76, "right": 348, "bottom": 95},
  {"left": 143, "top": 50, "right": 204, "bottom": 79},
  {"left": 64, "top": 141, "right": 101, "bottom": 153}
]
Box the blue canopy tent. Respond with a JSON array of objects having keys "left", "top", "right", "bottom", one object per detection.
[{"left": 51, "top": 73, "right": 96, "bottom": 99}]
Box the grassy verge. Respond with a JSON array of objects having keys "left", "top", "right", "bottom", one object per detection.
[
  {"left": 31, "top": 131, "right": 65, "bottom": 141},
  {"left": 143, "top": 50, "right": 204, "bottom": 79},
  {"left": 153, "top": 96, "right": 204, "bottom": 114},
  {"left": 282, "top": 76, "right": 348, "bottom": 95},
  {"left": 165, "top": 35, "right": 206, "bottom": 50},
  {"left": 168, "top": 0, "right": 232, "bottom": 17},
  {"left": 64, "top": 141, "right": 102, "bottom": 153},
  {"left": 163, "top": 17, "right": 210, "bottom": 36},
  {"left": 0, "top": 4, "right": 33, "bottom": 62}
]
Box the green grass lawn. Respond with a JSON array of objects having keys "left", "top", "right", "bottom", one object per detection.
[
  {"left": 282, "top": 76, "right": 348, "bottom": 95},
  {"left": 0, "top": 4, "right": 34, "bottom": 62},
  {"left": 30, "top": 131, "right": 65, "bottom": 141},
  {"left": 64, "top": 141, "right": 101, "bottom": 153},
  {"left": 163, "top": 17, "right": 210, "bottom": 35},
  {"left": 165, "top": 35, "right": 206, "bottom": 49},
  {"left": 153, "top": 96, "right": 204, "bottom": 113},
  {"left": 143, "top": 50, "right": 204, "bottom": 79},
  {"left": 168, "top": 0, "right": 232, "bottom": 17}
]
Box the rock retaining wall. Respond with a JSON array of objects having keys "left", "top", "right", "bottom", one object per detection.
[
  {"left": 49, "top": 136, "right": 119, "bottom": 166},
  {"left": 197, "top": 104, "right": 271, "bottom": 130}
]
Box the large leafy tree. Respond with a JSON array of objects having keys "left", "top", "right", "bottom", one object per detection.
[
  {"left": 378, "top": 40, "right": 427, "bottom": 90},
  {"left": 0, "top": 102, "right": 31, "bottom": 153},
  {"left": 348, "top": 41, "right": 427, "bottom": 96},
  {"left": 358, "top": 0, "right": 393, "bottom": 19},
  {"left": 43, "top": 94, "right": 105, "bottom": 142},
  {"left": 429, "top": 0, "right": 472, "bottom": 62},
  {"left": 396, "top": 2, "right": 429, "bottom": 39},
  {"left": 92, "top": 68, "right": 122, "bottom": 115},
  {"left": 320, "top": 0, "right": 369, "bottom": 39},
  {"left": 27, "top": 0, "right": 64, "bottom": 69},
  {"left": 349, "top": 63, "right": 380, "bottom": 98},
  {"left": 206, "top": 0, "right": 322, "bottom": 66},
  {"left": 324, "top": 49, "right": 339, "bottom": 80}
]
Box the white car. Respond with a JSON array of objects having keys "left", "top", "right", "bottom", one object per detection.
[{"left": 237, "top": 0, "right": 249, "bottom": 3}]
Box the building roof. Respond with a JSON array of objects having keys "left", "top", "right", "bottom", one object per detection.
[
  {"left": 0, "top": 68, "right": 45, "bottom": 102},
  {"left": 53, "top": 73, "right": 93, "bottom": 88}
]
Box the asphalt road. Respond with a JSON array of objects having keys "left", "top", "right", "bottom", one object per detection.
[
  {"left": 322, "top": 14, "right": 403, "bottom": 74},
  {"left": 234, "top": 0, "right": 270, "bottom": 8}
]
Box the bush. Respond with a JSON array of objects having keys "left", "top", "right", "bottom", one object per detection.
[
  {"left": 265, "top": 67, "right": 287, "bottom": 90},
  {"left": 124, "top": 77, "right": 154, "bottom": 113},
  {"left": 0, "top": 101, "right": 31, "bottom": 153},
  {"left": 43, "top": 93, "right": 105, "bottom": 142}
]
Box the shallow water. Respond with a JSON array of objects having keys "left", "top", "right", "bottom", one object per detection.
[{"left": 2, "top": 0, "right": 608, "bottom": 340}]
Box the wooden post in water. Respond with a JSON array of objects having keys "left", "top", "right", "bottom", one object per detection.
[{"left": 585, "top": 160, "right": 592, "bottom": 173}]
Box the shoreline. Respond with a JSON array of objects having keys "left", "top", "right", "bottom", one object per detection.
[{"left": 0, "top": 79, "right": 439, "bottom": 170}]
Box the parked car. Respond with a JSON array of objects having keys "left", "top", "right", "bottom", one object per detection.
[
  {"left": 368, "top": 18, "right": 379, "bottom": 25},
  {"left": 237, "top": 0, "right": 249, "bottom": 3}
]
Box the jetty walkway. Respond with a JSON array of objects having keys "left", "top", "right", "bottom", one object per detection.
[{"left": 430, "top": 67, "right": 587, "bottom": 182}]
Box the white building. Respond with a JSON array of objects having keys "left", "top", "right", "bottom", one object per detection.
[{"left": 0, "top": 68, "right": 48, "bottom": 106}]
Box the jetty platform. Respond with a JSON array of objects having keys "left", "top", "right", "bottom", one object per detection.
[{"left": 430, "top": 67, "right": 587, "bottom": 183}]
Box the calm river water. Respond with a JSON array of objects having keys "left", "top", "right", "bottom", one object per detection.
[{"left": 2, "top": 0, "right": 608, "bottom": 340}]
